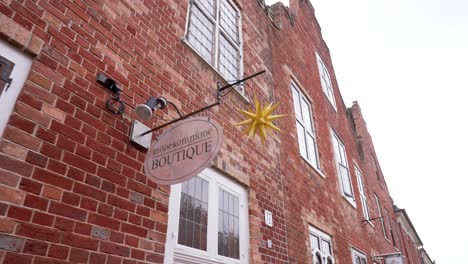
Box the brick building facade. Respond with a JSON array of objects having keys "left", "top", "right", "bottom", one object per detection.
[{"left": 0, "top": 0, "right": 433, "bottom": 263}]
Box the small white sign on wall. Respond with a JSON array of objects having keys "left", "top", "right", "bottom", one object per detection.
[{"left": 265, "top": 210, "right": 273, "bottom": 227}]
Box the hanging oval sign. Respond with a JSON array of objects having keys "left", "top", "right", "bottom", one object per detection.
[{"left": 144, "top": 117, "right": 223, "bottom": 185}]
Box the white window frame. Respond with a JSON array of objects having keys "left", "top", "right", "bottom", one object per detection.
[
  {"left": 385, "top": 208, "right": 395, "bottom": 246},
  {"left": 316, "top": 53, "right": 336, "bottom": 110},
  {"left": 309, "top": 226, "right": 335, "bottom": 264},
  {"left": 374, "top": 194, "right": 388, "bottom": 240},
  {"left": 355, "top": 164, "right": 371, "bottom": 222},
  {"left": 291, "top": 81, "right": 321, "bottom": 172},
  {"left": 0, "top": 41, "right": 33, "bottom": 139},
  {"left": 331, "top": 130, "right": 355, "bottom": 205},
  {"left": 351, "top": 248, "right": 367, "bottom": 264},
  {"left": 184, "top": 0, "right": 244, "bottom": 93},
  {"left": 164, "top": 168, "right": 249, "bottom": 264}
]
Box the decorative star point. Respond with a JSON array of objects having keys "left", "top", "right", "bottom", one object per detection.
[{"left": 234, "top": 97, "right": 287, "bottom": 144}]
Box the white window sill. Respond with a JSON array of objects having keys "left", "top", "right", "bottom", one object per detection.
[
  {"left": 323, "top": 92, "right": 337, "bottom": 112},
  {"left": 364, "top": 219, "right": 375, "bottom": 228},
  {"left": 181, "top": 37, "right": 249, "bottom": 103},
  {"left": 343, "top": 195, "right": 357, "bottom": 209},
  {"left": 301, "top": 156, "right": 325, "bottom": 178}
]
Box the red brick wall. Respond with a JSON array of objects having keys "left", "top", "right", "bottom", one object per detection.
[
  {"left": 0, "top": 0, "right": 290, "bottom": 263},
  {"left": 0, "top": 0, "right": 423, "bottom": 263},
  {"left": 268, "top": 0, "right": 407, "bottom": 263}
]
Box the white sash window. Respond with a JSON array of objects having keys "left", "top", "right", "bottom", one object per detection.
[
  {"left": 352, "top": 248, "right": 367, "bottom": 264},
  {"left": 355, "top": 166, "right": 370, "bottom": 220},
  {"left": 316, "top": 53, "right": 336, "bottom": 110},
  {"left": 165, "top": 168, "right": 249, "bottom": 263},
  {"left": 292, "top": 81, "right": 320, "bottom": 170},
  {"left": 331, "top": 130, "right": 355, "bottom": 204},
  {"left": 185, "top": 0, "right": 243, "bottom": 91},
  {"left": 309, "top": 226, "right": 335, "bottom": 264}
]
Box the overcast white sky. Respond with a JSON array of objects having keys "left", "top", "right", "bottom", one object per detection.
[{"left": 266, "top": 0, "right": 468, "bottom": 262}]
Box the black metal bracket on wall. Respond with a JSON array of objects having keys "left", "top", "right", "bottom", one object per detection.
[
  {"left": 139, "top": 70, "right": 266, "bottom": 136},
  {"left": 361, "top": 216, "right": 384, "bottom": 223},
  {"left": 96, "top": 73, "right": 125, "bottom": 115}
]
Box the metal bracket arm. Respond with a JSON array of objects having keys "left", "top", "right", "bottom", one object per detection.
[{"left": 139, "top": 70, "right": 266, "bottom": 137}]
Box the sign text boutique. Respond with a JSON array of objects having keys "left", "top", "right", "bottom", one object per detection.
[{"left": 144, "top": 117, "right": 223, "bottom": 185}]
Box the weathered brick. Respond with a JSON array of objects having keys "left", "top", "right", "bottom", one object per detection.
[
  {"left": 0, "top": 218, "right": 16, "bottom": 233},
  {"left": 87, "top": 213, "right": 120, "bottom": 231},
  {"left": 62, "top": 151, "right": 97, "bottom": 174},
  {"left": 0, "top": 141, "right": 28, "bottom": 160},
  {"left": 99, "top": 241, "right": 130, "bottom": 257},
  {"left": 49, "top": 202, "right": 87, "bottom": 221},
  {"left": 33, "top": 168, "right": 72, "bottom": 190},
  {"left": 16, "top": 223, "right": 60, "bottom": 243},
  {"left": 91, "top": 226, "right": 110, "bottom": 240},
  {"left": 0, "top": 154, "right": 33, "bottom": 177},
  {"left": 32, "top": 212, "right": 54, "bottom": 227},
  {"left": 26, "top": 151, "right": 48, "bottom": 167},
  {"left": 42, "top": 185, "right": 62, "bottom": 200},
  {"left": 73, "top": 182, "right": 106, "bottom": 202},
  {"left": 3, "top": 251, "right": 32, "bottom": 264},
  {"left": 69, "top": 247, "right": 89, "bottom": 263},
  {"left": 24, "top": 194, "right": 48, "bottom": 211},
  {"left": 47, "top": 244, "right": 70, "bottom": 260},
  {"left": 0, "top": 185, "right": 25, "bottom": 205},
  {"left": 22, "top": 239, "right": 48, "bottom": 256},
  {"left": 7, "top": 206, "right": 32, "bottom": 222},
  {"left": 0, "top": 169, "right": 20, "bottom": 187}
]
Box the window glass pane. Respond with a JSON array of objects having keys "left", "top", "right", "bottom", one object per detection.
[
  {"left": 354, "top": 256, "right": 360, "bottom": 264},
  {"left": 178, "top": 176, "right": 209, "bottom": 250},
  {"left": 301, "top": 98, "right": 312, "bottom": 131},
  {"left": 218, "top": 189, "right": 240, "bottom": 259},
  {"left": 296, "top": 122, "right": 307, "bottom": 158},
  {"left": 197, "top": 0, "right": 216, "bottom": 17},
  {"left": 338, "top": 143, "right": 346, "bottom": 165},
  {"left": 340, "top": 165, "right": 353, "bottom": 197},
  {"left": 187, "top": 5, "right": 215, "bottom": 63},
  {"left": 310, "top": 234, "right": 320, "bottom": 250},
  {"left": 332, "top": 135, "right": 340, "bottom": 162},
  {"left": 307, "top": 134, "right": 318, "bottom": 168},
  {"left": 317, "top": 54, "right": 335, "bottom": 107},
  {"left": 218, "top": 34, "right": 239, "bottom": 81},
  {"left": 321, "top": 240, "right": 331, "bottom": 255},
  {"left": 356, "top": 169, "right": 364, "bottom": 193},
  {"left": 292, "top": 87, "right": 302, "bottom": 120},
  {"left": 362, "top": 198, "right": 370, "bottom": 219},
  {"left": 220, "top": 0, "right": 238, "bottom": 43}
]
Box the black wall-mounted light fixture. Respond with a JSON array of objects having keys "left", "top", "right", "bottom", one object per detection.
[{"left": 135, "top": 97, "right": 168, "bottom": 120}]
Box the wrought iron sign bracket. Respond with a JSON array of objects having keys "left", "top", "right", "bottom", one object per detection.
[
  {"left": 361, "top": 216, "right": 384, "bottom": 223},
  {"left": 139, "top": 70, "right": 265, "bottom": 137}
]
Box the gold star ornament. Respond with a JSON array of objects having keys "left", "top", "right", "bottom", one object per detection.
[{"left": 234, "top": 97, "right": 287, "bottom": 144}]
